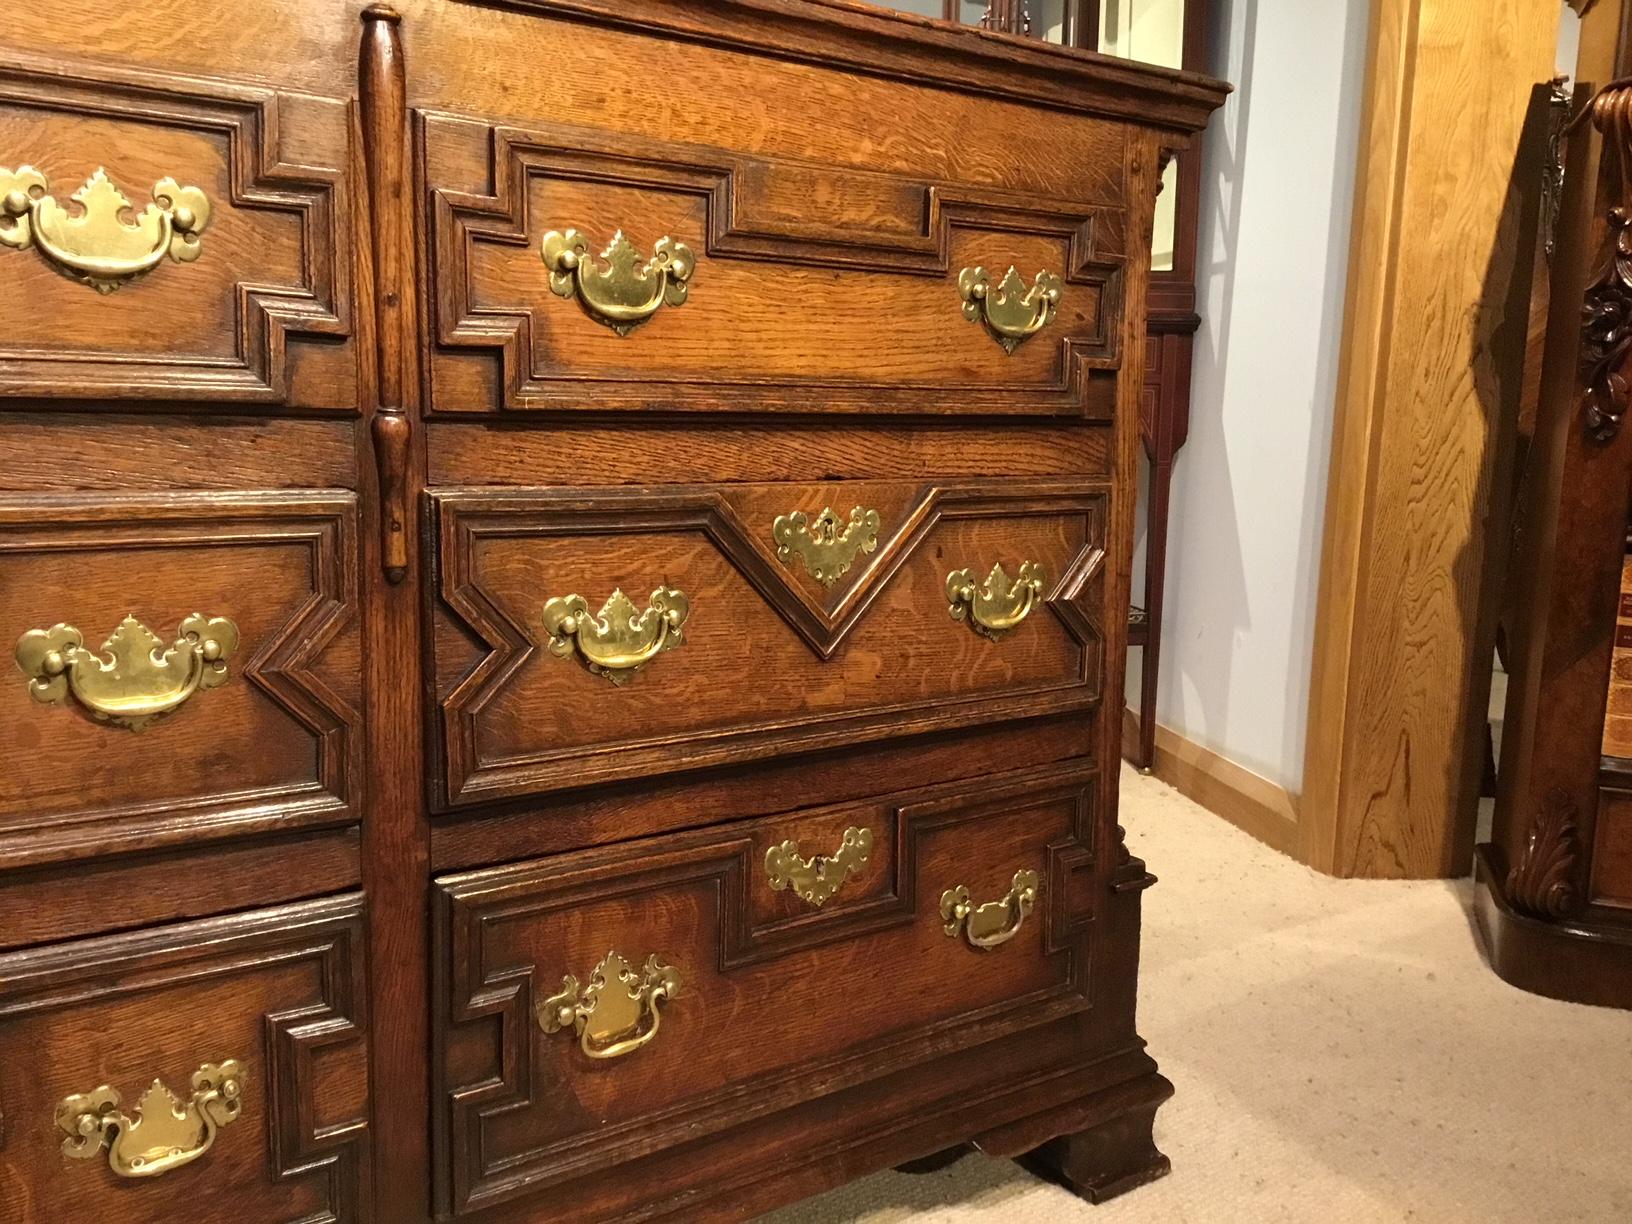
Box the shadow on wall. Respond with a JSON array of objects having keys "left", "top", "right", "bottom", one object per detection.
[
  {"left": 1148, "top": 0, "right": 1255, "bottom": 752},
  {"left": 1286, "top": 0, "right": 1372, "bottom": 783},
  {"left": 1152, "top": 0, "right": 1369, "bottom": 789}
]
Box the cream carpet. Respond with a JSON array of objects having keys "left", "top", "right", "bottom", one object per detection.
[{"left": 764, "top": 766, "right": 1632, "bottom": 1223}]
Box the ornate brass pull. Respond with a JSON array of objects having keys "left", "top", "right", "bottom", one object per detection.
[
  {"left": 539, "top": 952, "right": 681, "bottom": 1060},
  {"left": 941, "top": 869, "right": 1040, "bottom": 950},
  {"left": 766, "top": 826, "right": 874, "bottom": 907},
  {"left": 773, "top": 506, "right": 883, "bottom": 587},
  {"left": 0, "top": 165, "right": 210, "bottom": 294},
  {"left": 958, "top": 265, "right": 1062, "bottom": 352},
  {"left": 58, "top": 1060, "right": 245, "bottom": 1179},
  {"left": 541, "top": 228, "right": 695, "bottom": 335},
  {"left": 946, "top": 562, "right": 1046, "bottom": 640},
  {"left": 541, "top": 586, "right": 688, "bottom": 684},
  {"left": 15, "top": 614, "right": 240, "bottom": 732}
]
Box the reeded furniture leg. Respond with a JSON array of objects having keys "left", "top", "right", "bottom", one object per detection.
[{"left": 1019, "top": 1073, "right": 1174, "bottom": 1204}]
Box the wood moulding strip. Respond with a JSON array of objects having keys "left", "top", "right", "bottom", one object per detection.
[{"left": 1123, "top": 709, "right": 1301, "bottom": 860}]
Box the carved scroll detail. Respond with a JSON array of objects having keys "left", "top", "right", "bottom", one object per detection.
[
  {"left": 1581, "top": 83, "right": 1632, "bottom": 442},
  {"left": 1543, "top": 77, "right": 1573, "bottom": 260},
  {"left": 1506, "top": 788, "right": 1580, "bottom": 919}
]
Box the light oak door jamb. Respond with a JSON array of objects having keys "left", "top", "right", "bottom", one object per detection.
[{"left": 1301, "top": 0, "right": 1561, "bottom": 877}]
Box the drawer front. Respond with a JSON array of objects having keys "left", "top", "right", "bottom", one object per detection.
[
  {"left": 0, "top": 492, "right": 361, "bottom": 869},
  {"left": 434, "top": 760, "right": 1099, "bottom": 1217},
  {"left": 430, "top": 479, "right": 1108, "bottom": 808},
  {"left": 0, "top": 894, "right": 370, "bottom": 1223},
  {"left": 423, "top": 112, "right": 1127, "bottom": 418},
  {"left": 0, "top": 56, "right": 356, "bottom": 407}
]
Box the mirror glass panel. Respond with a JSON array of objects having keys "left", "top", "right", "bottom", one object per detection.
[
  {"left": 1099, "top": 0, "right": 1187, "bottom": 270},
  {"left": 881, "top": 0, "right": 949, "bottom": 16},
  {"left": 1035, "top": 0, "right": 1068, "bottom": 42}
]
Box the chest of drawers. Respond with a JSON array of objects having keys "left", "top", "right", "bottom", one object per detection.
[{"left": 0, "top": 3, "right": 1226, "bottom": 1219}]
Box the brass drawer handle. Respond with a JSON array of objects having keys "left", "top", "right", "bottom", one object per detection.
[
  {"left": 539, "top": 952, "right": 681, "bottom": 1060},
  {"left": 58, "top": 1060, "right": 246, "bottom": 1179},
  {"left": 766, "top": 826, "right": 874, "bottom": 907},
  {"left": 541, "top": 227, "right": 695, "bottom": 335},
  {"left": 946, "top": 562, "right": 1046, "bottom": 639},
  {"left": 958, "top": 265, "right": 1062, "bottom": 353},
  {"left": 15, "top": 613, "right": 240, "bottom": 732},
  {"left": 941, "top": 869, "right": 1040, "bottom": 950},
  {"left": 0, "top": 165, "right": 211, "bottom": 294},
  {"left": 541, "top": 586, "right": 689, "bottom": 684},
  {"left": 773, "top": 506, "right": 883, "bottom": 587}
]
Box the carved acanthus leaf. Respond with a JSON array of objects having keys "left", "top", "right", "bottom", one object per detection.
[
  {"left": 1506, "top": 788, "right": 1580, "bottom": 919},
  {"left": 1580, "top": 83, "right": 1632, "bottom": 442}
]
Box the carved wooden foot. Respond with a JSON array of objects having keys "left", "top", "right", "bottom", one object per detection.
[{"left": 1016, "top": 1073, "right": 1173, "bottom": 1204}]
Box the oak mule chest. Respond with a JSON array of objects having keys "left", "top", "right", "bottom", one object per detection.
[{"left": 0, "top": 2, "right": 1226, "bottom": 1219}]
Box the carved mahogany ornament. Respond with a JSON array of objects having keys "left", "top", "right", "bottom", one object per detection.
[
  {"left": 1580, "top": 208, "right": 1632, "bottom": 442},
  {"left": 1505, "top": 789, "right": 1581, "bottom": 919},
  {"left": 1581, "top": 83, "right": 1632, "bottom": 442}
]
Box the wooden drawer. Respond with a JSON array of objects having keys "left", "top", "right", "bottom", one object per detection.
[
  {"left": 0, "top": 55, "right": 357, "bottom": 407},
  {"left": 0, "top": 492, "right": 361, "bottom": 869},
  {"left": 430, "top": 478, "right": 1108, "bottom": 808},
  {"left": 433, "top": 759, "right": 1100, "bottom": 1217},
  {"left": 0, "top": 894, "right": 370, "bottom": 1223},
  {"left": 422, "top": 111, "right": 1126, "bottom": 419}
]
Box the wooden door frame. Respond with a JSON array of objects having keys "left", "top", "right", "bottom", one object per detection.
[{"left": 1299, "top": 0, "right": 1562, "bottom": 877}]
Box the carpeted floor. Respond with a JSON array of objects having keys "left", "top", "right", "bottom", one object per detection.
[{"left": 764, "top": 766, "right": 1632, "bottom": 1223}]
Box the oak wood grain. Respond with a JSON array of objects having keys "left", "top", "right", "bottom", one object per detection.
[
  {"left": 429, "top": 479, "right": 1107, "bottom": 806},
  {"left": 423, "top": 112, "right": 1124, "bottom": 417},
  {"left": 0, "top": 58, "right": 358, "bottom": 407},
  {"left": 2, "top": 417, "right": 358, "bottom": 490},
  {"left": 0, "top": 894, "right": 371, "bottom": 1223},
  {"left": 433, "top": 760, "right": 1096, "bottom": 1216},
  {"left": 1302, "top": 0, "right": 1560, "bottom": 877},
  {"left": 427, "top": 423, "right": 1113, "bottom": 485},
  {"left": 0, "top": 491, "right": 361, "bottom": 870},
  {"left": 429, "top": 715, "right": 1096, "bottom": 870},
  {"left": 0, "top": 828, "right": 360, "bottom": 950},
  {"left": 357, "top": 7, "right": 434, "bottom": 1220},
  {"left": 0, "top": 1, "right": 1225, "bottom": 1217}
]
